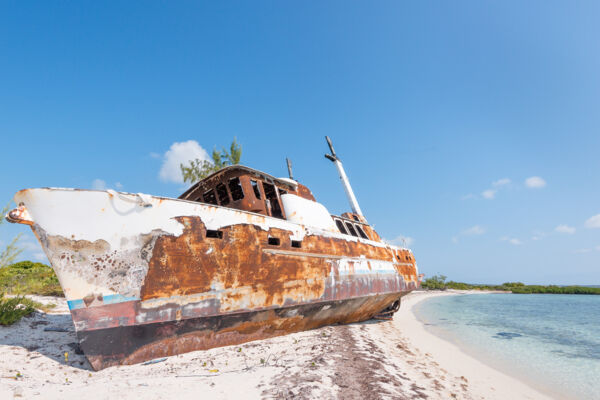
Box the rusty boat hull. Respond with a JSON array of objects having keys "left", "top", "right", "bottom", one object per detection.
[{"left": 10, "top": 187, "right": 419, "bottom": 370}]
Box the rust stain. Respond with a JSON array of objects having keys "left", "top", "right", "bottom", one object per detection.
[{"left": 140, "top": 216, "right": 417, "bottom": 306}]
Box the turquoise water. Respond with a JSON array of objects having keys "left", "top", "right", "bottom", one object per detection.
[{"left": 414, "top": 294, "right": 600, "bottom": 400}]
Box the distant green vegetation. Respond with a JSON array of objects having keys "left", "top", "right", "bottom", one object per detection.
[
  {"left": 0, "top": 261, "right": 63, "bottom": 297},
  {"left": 421, "top": 275, "right": 600, "bottom": 295}
]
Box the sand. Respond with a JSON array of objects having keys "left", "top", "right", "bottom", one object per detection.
[{"left": 0, "top": 291, "right": 552, "bottom": 399}]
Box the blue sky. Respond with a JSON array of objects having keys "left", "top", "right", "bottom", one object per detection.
[{"left": 1, "top": 1, "right": 599, "bottom": 284}]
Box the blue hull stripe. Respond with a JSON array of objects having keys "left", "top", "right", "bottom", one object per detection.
[{"left": 67, "top": 294, "right": 140, "bottom": 310}]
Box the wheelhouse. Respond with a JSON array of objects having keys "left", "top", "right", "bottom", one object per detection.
[{"left": 179, "top": 165, "right": 382, "bottom": 242}]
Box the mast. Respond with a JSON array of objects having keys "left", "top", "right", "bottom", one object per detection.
[
  {"left": 324, "top": 136, "right": 365, "bottom": 218},
  {"left": 286, "top": 157, "right": 294, "bottom": 180}
]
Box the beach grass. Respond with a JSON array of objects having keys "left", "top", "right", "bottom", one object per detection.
[
  {"left": 0, "top": 261, "right": 63, "bottom": 297},
  {"left": 0, "top": 293, "right": 53, "bottom": 325}
]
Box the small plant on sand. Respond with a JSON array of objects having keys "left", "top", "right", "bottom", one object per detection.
[
  {"left": 0, "top": 203, "right": 23, "bottom": 269},
  {"left": 0, "top": 293, "right": 43, "bottom": 325}
]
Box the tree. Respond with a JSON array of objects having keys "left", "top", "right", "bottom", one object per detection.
[
  {"left": 0, "top": 203, "right": 22, "bottom": 269},
  {"left": 180, "top": 138, "right": 242, "bottom": 184},
  {"left": 421, "top": 274, "right": 447, "bottom": 290}
]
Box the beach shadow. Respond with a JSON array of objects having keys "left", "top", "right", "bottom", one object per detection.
[
  {"left": 0, "top": 310, "right": 93, "bottom": 371},
  {"left": 345, "top": 318, "right": 392, "bottom": 327},
  {"left": 0, "top": 310, "right": 393, "bottom": 374}
]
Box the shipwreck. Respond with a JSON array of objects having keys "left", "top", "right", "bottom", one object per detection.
[{"left": 6, "top": 137, "right": 420, "bottom": 370}]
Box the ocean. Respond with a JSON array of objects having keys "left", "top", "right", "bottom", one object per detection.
[{"left": 414, "top": 293, "right": 600, "bottom": 400}]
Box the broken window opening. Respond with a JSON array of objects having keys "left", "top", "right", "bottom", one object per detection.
[
  {"left": 345, "top": 222, "right": 358, "bottom": 237},
  {"left": 291, "top": 240, "right": 302, "bottom": 248},
  {"left": 355, "top": 225, "right": 368, "bottom": 239},
  {"left": 206, "top": 230, "right": 223, "bottom": 239},
  {"left": 279, "top": 189, "right": 287, "bottom": 196},
  {"left": 216, "top": 183, "right": 230, "bottom": 205},
  {"left": 335, "top": 219, "right": 348, "bottom": 235},
  {"left": 268, "top": 237, "right": 280, "bottom": 246},
  {"left": 263, "top": 183, "right": 284, "bottom": 219},
  {"left": 203, "top": 189, "right": 218, "bottom": 205},
  {"left": 251, "top": 180, "right": 262, "bottom": 199},
  {"left": 228, "top": 177, "right": 244, "bottom": 201}
]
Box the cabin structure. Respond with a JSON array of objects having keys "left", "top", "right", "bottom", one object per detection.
[{"left": 178, "top": 165, "right": 382, "bottom": 243}]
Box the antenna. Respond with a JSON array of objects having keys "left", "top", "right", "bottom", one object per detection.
[
  {"left": 286, "top": 157, "right": 294, "bottom": 180},
  {"left": 324, "top": 136, "right": 365, "bottom": 218}
]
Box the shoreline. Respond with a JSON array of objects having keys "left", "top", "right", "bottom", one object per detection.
[
  {"left": 399, "top": 290, "right": 552, "bottom": 400},
  {"left": 0, "top": 291, "right": 553, "bottom": 399}
]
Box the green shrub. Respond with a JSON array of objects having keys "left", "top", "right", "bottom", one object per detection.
[
  {"left": 0, "top": 293, "right": 43, "bottom": 325},
  {"left": 0, "top": 261, "right": 63, "bottom": 296}
]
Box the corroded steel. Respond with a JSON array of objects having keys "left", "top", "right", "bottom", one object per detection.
[
  {"left": 7, "top": 164, "right": 419, "bottom": 370},
  {"left": 6, "top": 205, "right": 33, "bottom": 225}
]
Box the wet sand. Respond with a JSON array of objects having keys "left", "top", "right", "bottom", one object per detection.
[{"left": 0, "top": 292, "right": 551, "bottom": 399}]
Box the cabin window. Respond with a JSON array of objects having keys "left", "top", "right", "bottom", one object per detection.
[
  {"left": 216, "top": 183, "right": 230, "bottom": 205},
  {"left": 291, "top": 240, "right": 302, "bottom": 248},
  {"left": 268, "top": 237, "right": 280, "bottom": 246},
  {"left": 335, "top": 219, "right": 348, "bottom": 235},
  {"left": 345, "top": 222, "right": 358, "bottom": 237},
  {"left": 251, "top": 180, "right": 262, "bottom": 199},
  {"left": 206, "top": 230, "right": 223, "bottom": 239},
  {"left": 263, "top": 183, "right": 284, "bottom": 219},
  {"left": 355, "top": 224, "right": 369, "bottom": 239},
  {"left": 203, "top": 189, "right": 218, "bottom": 205},
  {"left": 228, "top": 177, "right": 244, "bottom": 201},
  {"left": 279, "top": 189, "right": 287, "bottom": 196}
]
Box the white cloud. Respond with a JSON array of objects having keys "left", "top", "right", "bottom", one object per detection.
[
  {"left": 596, "top": 245, "right": 600, "bottom": 251},
  {"left": 451, "top": 236, "right": 459, "bottom": 244},
  {"left": 584, "top": 214, "right": 600, "bottom": 229},
  {"left": 149, "top": 152, "right": 162, "bottom": 159},
  {"left": 493, "top": 178, "right": 511, "bottom": 187},
  {"left": 463, "top": 225, "right": 485, "bottom": 235},
  {"left": 574, "top": 248, "right": 591, "bottom": 254},
  {"left": 478, "top": 178, "right": 510, "bottom": 200},
  {"left": 500, "top": 236, "right": 522, "bottom": 245},
  {"left": 115, "top": 182, "right": 123, "bottom": 189},
  {"left": 461, "top": 193, "right": 475, "bottom": 200},
  {"left": 555, "top": 225, "right": 575, "bottom": 234},
  {"left": 531, "top": 230, "right": 546, "bottom": 241},
  {"left": 525, "top": 176, "right": 546, "bottom": 188},
  {"left": 92, "top": 179, "right": 107, "bottom": 190},
  {"left": 481, "top": 189, "right": 496, "bottom": 199},
  {"left": 159, "top": 140, "right": 210, "bottom": 183},
  {"left": 386, "top": 235, "right": 414, "bottom": 247}
]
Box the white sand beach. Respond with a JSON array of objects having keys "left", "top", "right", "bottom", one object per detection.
[{"left": 0, "top": 291, "right": 551, "bottom": 399}]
